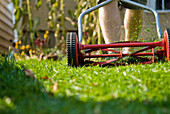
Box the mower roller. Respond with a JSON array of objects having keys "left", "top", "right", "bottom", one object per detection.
[{"left": 66, "top": 0, "right": 170, "bottom": 67}]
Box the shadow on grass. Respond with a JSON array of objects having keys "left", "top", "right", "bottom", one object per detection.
[
  {"left": 0, "top": 58, "right": 169, "bottom": 114},
  {"left": 3, "top": 94, "right": 169, "bottom": 114}
]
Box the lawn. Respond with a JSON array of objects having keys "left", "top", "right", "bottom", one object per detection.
[{"left": 0, "top": 56, "right": 170, "bottom": 114}]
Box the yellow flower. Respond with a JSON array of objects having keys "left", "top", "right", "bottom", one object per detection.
[
  {"left": 14, "top": 53, "right": 18, "bottom": 58},
  {"left": 33, "top": 50, "right": 36, "bottom": 54},
  {"left": 29, "top": 49, "right": 32, "bottom": 53},
  {"left": 45, "top": 30, "right": 49, "bottom": 34},
  {"left": 15, "top": 44, "right": 18, "bottom": 49},
  {"left": 29, "top": 49, "right": 33, "bottom": 56},
  {"left": 32, "top": 50, "right": 36, "bottom": 53},
  {"left": 21, "top": 51, "right": 25, "bottom": 56},
  {"left": 44, "top": 34, "right": 48, "bottom": 39},
  {"left": 18, "top": 40, "right": 22, "bottom": 45},
  {"left": 20, "top": 45, "right": 25, "bottom": 50},
  {"left": 16, "top": 42, "right": 18, "bottom": 45},
  {"left": 26, "top": 45, "right": 30, "bottom": 49},
  {"left": 37, "top": 33, "right": 39, "bottom": 37}
]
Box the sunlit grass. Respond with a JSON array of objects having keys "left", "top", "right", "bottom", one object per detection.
[{"left": 0, "top": 56, "right": 170, "bottom": 113}]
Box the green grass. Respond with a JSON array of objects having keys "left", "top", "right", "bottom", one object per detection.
[{"left": 0, "top": 56, "right": 170, "bottom": 114}]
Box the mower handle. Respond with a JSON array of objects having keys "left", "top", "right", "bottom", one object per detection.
[
  {"left": 78, "top": 0, "right": 162, "bottom": 43},
  {"left": 121, "top": 0, "right": 162, "bottom": 39}
]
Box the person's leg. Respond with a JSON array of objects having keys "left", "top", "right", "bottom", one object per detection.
[
  {"left": 99, "top": 0, "right": 121, "bottom": 44},
  {"left": 124, "top": 9, "right": 144, "bottom": 52}
]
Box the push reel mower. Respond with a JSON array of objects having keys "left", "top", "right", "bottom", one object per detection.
[{"left": 66, "top": 0, "right": 170, "bottom": 67}]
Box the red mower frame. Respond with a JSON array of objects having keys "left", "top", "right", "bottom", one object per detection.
[{"left": 66, "top": 0, "right": 170, "bottom": 67}]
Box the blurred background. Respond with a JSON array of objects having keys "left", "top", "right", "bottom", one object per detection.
[{"left": 0, "top": 0, "right": 170, "bottom": 59}]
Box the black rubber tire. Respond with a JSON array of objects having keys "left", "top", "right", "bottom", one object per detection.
[{"left": 66, "top": 32, "right": 78, "bottom": 67}]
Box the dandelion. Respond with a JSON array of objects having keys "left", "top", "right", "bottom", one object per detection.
[
  {"left": 45, "top": 30, "right": 49, "bottom": 34},
  {"left": 21, "top": 51, "right": 25, "bottom": 56},
  {"left": 44, "top": 34, "right": 48, "bottom": 39},
  {"left": 29, "top": 49, "right": 32, "bottom": 53},
  {"left": 14, "top": 53, "right": 18, "bottom": 58},
  {"left": 15, "top": 44, "right": 18, "bottom": 49},
  {"left": 20, "top": 45, "right": 25, "bottom": 50},
  {"left": 18, "top": 40, "right": 22, "bottom": 45},
  {"left": 26, "top": 45, "right": 30, "bottom": 49},
  {"left": 33, "top": 50, "right": 36, "bottom": 54}
]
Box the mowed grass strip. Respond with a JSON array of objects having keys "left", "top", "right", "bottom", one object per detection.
[{"left": 0, "top": 56, "right": 170, "bottom": 113}]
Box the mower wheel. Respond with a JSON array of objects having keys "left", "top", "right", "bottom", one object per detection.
[
  {"left": 164, "top": 28, "right": 170, "bottom": 61},
  {"left": 66, "top": 32, "right": 79, "bottom": 67}
]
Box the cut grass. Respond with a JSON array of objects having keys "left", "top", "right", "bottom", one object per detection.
[{"left": 0, "top": 56, "right": 170, "bottom": 114}]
